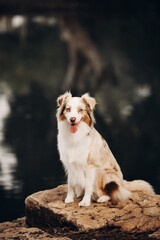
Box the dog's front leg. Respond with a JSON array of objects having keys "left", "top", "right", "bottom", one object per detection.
[
  {"left": 78, "top": 168, "right": 95, "bottom": 207},
  {"left": 65, "top": 182, "right": 75, "bottom": 203},
  {"left": 78, "top": 188, "right": 92, "bottom": 206}
]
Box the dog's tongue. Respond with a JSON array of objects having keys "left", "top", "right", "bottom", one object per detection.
[{"left": 69, "top": 122, "right": 80, "bottom": 133}]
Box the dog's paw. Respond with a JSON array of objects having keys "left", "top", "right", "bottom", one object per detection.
[
  {"left": 65, "top": 196, "right": 74, "bottom": 204},
  {"left": 97, "top": 195, "right": 110, "bottom": 203},
  {"left": 78, "top": 199, "right": 90, "bottom": 207}
]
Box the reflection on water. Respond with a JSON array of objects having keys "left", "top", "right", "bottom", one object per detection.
[
  {"left": 0, "top": 82, "right": 65, "bottom": 222},
  {"left": 0, "top": 83, "right": 21, "bottom": 192},
  {"left": 0, "top": 146, "right": 18, "bottom": 191}
]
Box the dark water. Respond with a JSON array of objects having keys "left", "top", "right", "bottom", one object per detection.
[
  {"left": 0, "top": 83, "right": 65, "bottom": 222},
  {"left": 0, "top": 3, "right": 160, "bottom": 222}
]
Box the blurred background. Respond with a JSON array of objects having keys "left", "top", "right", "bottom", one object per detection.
[{"left": 0, "top": 0, "right": 159, "bottom": 222}]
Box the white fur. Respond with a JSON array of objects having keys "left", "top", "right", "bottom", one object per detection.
[
  {"left": 58, "top": 120, "right": 94, "bottom": 206},
  {"left": 97, "top": 195, "right": 110, "bottom": 203},
  {"left": 57, "top": 92, "right": 155, "bottom": 207}
]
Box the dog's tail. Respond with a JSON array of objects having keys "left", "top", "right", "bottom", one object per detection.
[
  {"left": 104, "top": 181, "right": 131, "bottom": 201},
  {"left": 104, "top": 179, "right": 155, "bottom": 202},
  {"left": 123, "top": 179, "right": 155, "bottom": 195}
]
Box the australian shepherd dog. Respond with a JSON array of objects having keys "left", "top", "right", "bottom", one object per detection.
[{"left": 57, "top": 92, "right": 154, "bottom": 206}]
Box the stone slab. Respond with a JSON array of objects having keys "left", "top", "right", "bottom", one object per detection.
[{"left": 25, "top": 185, "right": 160, "bottom": 233}]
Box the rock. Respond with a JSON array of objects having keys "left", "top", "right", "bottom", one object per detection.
[
  {"left": 0, "top": 217, "right": 71, "bottom": 240},
  {"left": 25, "top": 184, "right": 160, "bottom": 235},
  {"left": 149, "top": 229, "right": 160, "bottom": 240},
  {"left": 1, "top": 188, "right": 160, "bottom": 240}
]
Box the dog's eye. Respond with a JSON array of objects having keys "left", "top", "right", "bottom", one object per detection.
[
  {"left": 79, "top": 108, "right": 83, "bottom": 112},
  {"left": 66, "top": 107, "right": 71, "bottom": 112}
]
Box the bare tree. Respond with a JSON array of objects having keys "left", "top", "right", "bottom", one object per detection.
[{"left": 60, "top": 17, "right": 106, "bottom": 94}]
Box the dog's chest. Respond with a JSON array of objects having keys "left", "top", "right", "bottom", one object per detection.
[{"left": 58, "top": 134, "right": 91, "bottom": 165}]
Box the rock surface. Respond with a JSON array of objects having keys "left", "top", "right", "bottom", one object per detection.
[
  {"left": 2, "top": 217, "right": 160, "bottom": 240},
  {"left": 0, "top": 185, "right": 160, "bottom": 240},
  {"left": 0, "top": 217, "right": 71, "bottom": 240},
  {"left": 25, "top": 184, "right": 160, "bottom": 238}
]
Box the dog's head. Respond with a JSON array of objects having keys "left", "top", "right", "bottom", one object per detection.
[{"left": 57, "top": 92, "right": 96, "bottom": 133}]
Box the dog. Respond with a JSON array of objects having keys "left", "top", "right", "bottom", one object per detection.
[{"left": 57, "top": 92, "right": 155, "bottom": 206}]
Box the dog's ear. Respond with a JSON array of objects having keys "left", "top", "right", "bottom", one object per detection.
[
  {"left": 81, "top": 93, "right": 96, "bottom": 111},
  {"left": 57, "top": 91, "right": 72, "bottom": 107}
]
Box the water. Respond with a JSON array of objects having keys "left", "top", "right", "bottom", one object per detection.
[
  {"left": 0, "top": 87, "right": 17, "bottom": 190},
  {"left": 0, "top": 83, "right": 65, "bottom": 222},
  {"left": 0, "top": 6, "right": 160, "bottom": 222}
]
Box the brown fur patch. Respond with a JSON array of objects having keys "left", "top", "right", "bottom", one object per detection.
[
  {"left": 82, "top": 98, "right": 91, "bottom": 111},
  {"left": 82, "top": 99, "right": 92, "bottom": 126},
  {"left": 97, "top": 174, "right": 106, "bottom": 196},
  {"left": 58, "top": 97, "right": 63, "bottom": 106},
  {"left": 82, "top": 97, "right": 95, "bottom": 126},
  {"left": 113, "top": 166, "right": 118, "bottom": 172},
  {"left": 59, "top": 104, "right": 66, "bottom": 121},
  {"left": 104, "top": 181, "right": 119, "bottom": 197},
  {"left": 103, "top": 169, "right": 121, "bottom": 179},
  {"left": 77, "top": 106, "right": 84, "bottom": 113},
  {"left": 104, "top": 169, "right": 116, "bottom": 174},
  {"left": 66, "top": 106, "right": 71, "bottom": 112},
  {"left": 82, "top": 110, "right": 92, "bottom": 126}
]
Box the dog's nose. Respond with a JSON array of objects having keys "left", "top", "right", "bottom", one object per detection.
[{"left": 70, "top": 117, "right": 76, "bottom": 123}]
